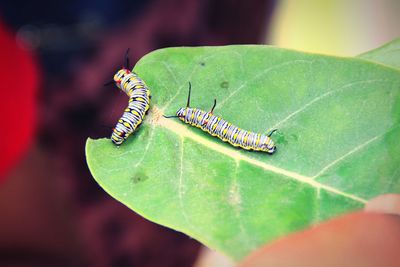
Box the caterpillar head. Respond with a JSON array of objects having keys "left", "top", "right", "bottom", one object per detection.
[
  {"left": 176, "top": 107, "right": 187, "bottom": 121},
  {"left": 113, "top": 69, "right": 131, "bottom": 90}
]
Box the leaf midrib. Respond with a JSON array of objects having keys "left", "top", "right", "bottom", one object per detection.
[{"left": 149, "top": 106, "right": 367, "bottom": 204}]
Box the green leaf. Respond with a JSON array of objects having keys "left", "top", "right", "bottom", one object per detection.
[
  {"left": 357, "top": 37, "right": 400, "bottom": 69},
  {"left": 86, "top": 45, "right": 400, "bottom": 260}
]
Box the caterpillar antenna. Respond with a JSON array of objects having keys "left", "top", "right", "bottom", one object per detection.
[
  {"left": 186, "top": 82, "right": 191, "bottom": 107},
  {"left": 163, "top": 115, "right": 180, "bottom": 118}
]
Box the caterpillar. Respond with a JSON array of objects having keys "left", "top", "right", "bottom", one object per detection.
[
  {"left": 164, "top": 83, "right": 276, "bottom": 154},
  {"left": 106, "top": 49, "right": 151, "bottom": 146}
]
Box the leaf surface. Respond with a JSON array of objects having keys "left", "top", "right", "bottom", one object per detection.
[
  {"left": 358, "top": 37, "right": 400, "bottom": 69},
  {"left": 86, "top": 45, "right": 400, "bottom": 260}
]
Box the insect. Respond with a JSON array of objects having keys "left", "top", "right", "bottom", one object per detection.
[
  {"left": 164, "top": 83, "right": 277, "bottom": 153},
  {"left": 105, "top": 49, "right": 151, "bottom": 146}
]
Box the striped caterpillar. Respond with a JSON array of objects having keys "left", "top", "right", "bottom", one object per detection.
[
  {"left": 164, "top": 83, "right": 276, "bottom": 154},
  {"left": 106, "top": 50, "right": 151, "bottom": 146}
]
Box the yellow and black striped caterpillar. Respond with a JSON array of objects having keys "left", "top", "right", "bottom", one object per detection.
[
  {"left": 107, "top": 50, "right": 151, "bottom": 146},
  {"left": 164, "top": 83, "right": 276, "bottom": 153}
]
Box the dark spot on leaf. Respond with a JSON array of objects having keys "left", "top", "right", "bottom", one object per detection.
[
  {"left": 131, "top": 172, "right": 149, "bottom": 184},
  {"left": 199, "top": 62, "right": 205, "bottom": 66},
  {"left": 220, "top": 81, "right": 229, "bottom": 89}
]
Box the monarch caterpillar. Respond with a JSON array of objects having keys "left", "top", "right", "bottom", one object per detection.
[
  {"left": 164, "top": 83, "right": 277, "bottom": 154},
  {"left": 106, "top": 49, "right": 151, "bottom": 146}
]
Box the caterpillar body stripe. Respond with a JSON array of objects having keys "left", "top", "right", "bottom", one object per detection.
[
  {"left": 109, "top": 50, "right": 151, "bottom": 146},
  {"left": 165, "top": 83, "right": 276, "bottom": 154}
]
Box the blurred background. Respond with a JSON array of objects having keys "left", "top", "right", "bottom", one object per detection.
[{"left": 0, "top": 0, "right": 399, "bottom": 266}]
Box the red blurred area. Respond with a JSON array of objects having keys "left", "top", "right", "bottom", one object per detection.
[{"left": 0, "top": 21, "right": 39, "bottom": 181}]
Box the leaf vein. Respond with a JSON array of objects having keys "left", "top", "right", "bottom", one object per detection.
[
  {"left": 313, "top": 125, "right": 398, "bottom": 179},
  {"left": 270, "top": 79, "right": 388, "bottom": 129},
  {"left": 178, "top": 137, "right": 194, "bottom": 230}
]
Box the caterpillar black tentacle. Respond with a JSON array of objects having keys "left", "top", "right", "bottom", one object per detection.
[
  {"left": 109, "top": 49, "right": 151, "bottom": 146},
  {"left": 165, "top": 83, "right": 276, "bottom": 154}
]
